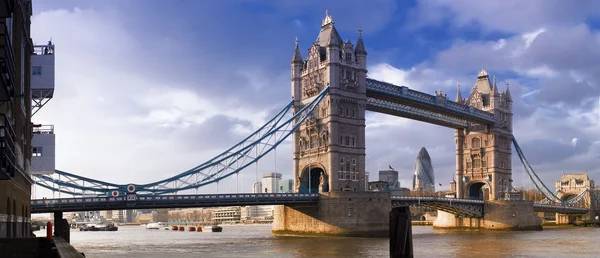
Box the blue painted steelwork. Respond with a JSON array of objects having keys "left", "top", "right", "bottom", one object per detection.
[
  {"left": 30, "top": 193, "right": 319, "bottom": 213},
  {"left": 512, "top": 137, "right": 590, "bottom": 206},
  {"left": 32, "top": 88, "right": 330, "bottom": 196},
  {"left": 391, "top": 196, "right": 484, "bottom": 217},
  {"left": 532, "top": 204, "right": 589, "bottom": 214},
  {"left": 34, "top": 170, "right": 121, "bottom": 196},
  {"left": 366, "top": 78, "right": 496, "bottom": 126},
  {"left": 366, "top": 97, "right": 468, "bottom": 128}
]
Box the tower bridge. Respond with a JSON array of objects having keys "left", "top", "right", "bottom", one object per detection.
[{"left": 27, "top": 12, "right": 598, "bottom": 236}]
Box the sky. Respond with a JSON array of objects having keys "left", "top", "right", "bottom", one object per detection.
[{"left": 30, "top": 0, "right": 600, "bottom": 197}]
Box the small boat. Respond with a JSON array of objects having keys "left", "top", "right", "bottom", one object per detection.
[
  {"left": 87, "top": 223, "right": 118, "bottom": 231},
  {"left": 146, "top": 222, "right": 164, "bottom": 229},
  {"left": 205, "top": 225, "right": 222, "bottom": 232}
]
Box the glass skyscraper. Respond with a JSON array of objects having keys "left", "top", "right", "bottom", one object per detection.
[{"left": 413, "top": 147, "right": 435, "bottom": 192}]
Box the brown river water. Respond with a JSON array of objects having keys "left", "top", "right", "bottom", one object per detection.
[{"left": 35, "top": 225, "right": 600, "bottom": 257}]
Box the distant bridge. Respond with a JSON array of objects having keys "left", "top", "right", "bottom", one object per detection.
[{"left": 31, "top": 194, "right": 589, "bottom": 216}]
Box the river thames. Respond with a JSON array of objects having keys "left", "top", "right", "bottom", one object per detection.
[{"left": 35, "top": 225, "right": 599, "bottom": 257}]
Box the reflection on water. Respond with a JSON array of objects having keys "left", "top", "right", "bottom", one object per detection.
[{"left": 35, "top": 225, "right": 600, "bottom": 257}]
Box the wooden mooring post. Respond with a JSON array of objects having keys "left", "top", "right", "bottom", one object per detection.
[{"left": 389, "top": 206, "right": 413, "bottom": 258}]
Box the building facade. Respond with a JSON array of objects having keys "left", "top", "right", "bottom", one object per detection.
[
  {"left": 0, "top": 0, "right": 35, "bottom": 238},
  {"left": 413, "top": 147, "right": 435, "bottom": 192},
  {"left": 292, "top": 11, "right": 368, "bottom": 193}
]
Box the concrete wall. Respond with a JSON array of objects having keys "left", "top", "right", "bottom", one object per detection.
[{"left": 273, "top": 191, "right": 390, "bottom": 236}]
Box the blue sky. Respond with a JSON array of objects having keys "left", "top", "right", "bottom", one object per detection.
[{"left": 31, "top": 0, "right": 600, "bottom": 196}]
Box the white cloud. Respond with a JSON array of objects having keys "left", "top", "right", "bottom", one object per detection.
[
  {"left": 522, "top": 28, "right": 546, "bottom": 49},
  {"left": 525, "top": 65, "right": 556, "bottom": 78}
]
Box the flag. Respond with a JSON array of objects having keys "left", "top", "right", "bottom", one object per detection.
[
  {"left": 389, "top": 165, "right": 394, "bottom": 170},
  {"left": 439, "top": 183, "right": 442, "bottom": 186}
]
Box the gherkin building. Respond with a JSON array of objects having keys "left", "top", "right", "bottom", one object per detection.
[{"left": 413, "top": 147, "right": 435, "bottom": 192}]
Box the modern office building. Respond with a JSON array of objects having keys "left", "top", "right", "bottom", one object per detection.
[
  {"left": 378, "top": 168, "right": 400, "bottom": 189},
  {"left": 261, "top": 172, "right": 282, "bottom": 193},
  {"left": 413, "top": 147, "right": 435, "bottom": 192},
  {"left": 279, "top": 179, "right": 293, "bottom": 193}
]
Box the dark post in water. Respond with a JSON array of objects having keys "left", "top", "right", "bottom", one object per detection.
[{"left": 389, "top": 206, "right": 413, "bottom": 258}]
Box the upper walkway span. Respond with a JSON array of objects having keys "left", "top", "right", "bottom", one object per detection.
[{"left": 365, "top": 78, "right": 496, "bottom": 128}]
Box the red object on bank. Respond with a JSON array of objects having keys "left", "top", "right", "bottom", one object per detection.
[{"left": 46, "top": 221, "right": 53, "bottom": 241}]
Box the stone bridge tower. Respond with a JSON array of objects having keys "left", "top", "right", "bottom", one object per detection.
[
  {"left": 291, "top": 11, "right": 367, "bottom": 193},
  {"left": 455, "top": 69, "right": 513, "bottom": 200}
]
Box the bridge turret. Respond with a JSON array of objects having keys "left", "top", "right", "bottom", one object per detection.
[
  {"left": 355, "top": 28, "right": 367, "bottom": 95},
  {"left": 291, "top": 38, "right": 303, "bottom": 104}
]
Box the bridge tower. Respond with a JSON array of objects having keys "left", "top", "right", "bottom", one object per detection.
[
  {"left": 455, "top": 69, "right": 513, "bottom": 200},
  {"left": 291, "top": 11, "right": 367, "bottom": 194},
  {"left": 275, "top": 11, "right": 390, "bottom": 237}
]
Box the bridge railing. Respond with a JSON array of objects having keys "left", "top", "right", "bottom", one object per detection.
[{"left": 32, "top": 193, "right": 320, "bottom": 205}]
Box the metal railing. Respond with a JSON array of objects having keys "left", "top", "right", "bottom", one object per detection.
[
  {"left": 0, "top": 113, "right": 16, "bottom": 177},
  {"left": 0, "top": 21, "right": 16, "bottom": 101}
]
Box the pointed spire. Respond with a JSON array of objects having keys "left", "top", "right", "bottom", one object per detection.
[
  {"left": 492, "top": 75, "right": 499, "bottom": 94},
  {"left": 355, "top": 27, "right": 367, "bottom": 55},
  {"left": 478, "top": 64, "right": 488, "bottom": 78},
  {"left": 505, "top": 81, "right": 512, "bottom": 102},
  {"left": 292, "top": 37, "right": 303, "bottom": 64},
  {"left": 455, "top": 82, "right": 463, "bottom": 102},
  {"left": 322, "top": 9, "right": 334, "bottom": 27}
]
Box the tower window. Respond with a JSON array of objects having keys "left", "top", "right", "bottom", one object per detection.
[
  {"left": 473, "top": 156, "right": 481, "bottom": 168},
  {"left": 340, "top": 157, "right": 345, "bottom": 164},
  {"left": 346, "top": 53, "right": 352, "bottom": 61},
  {"left": 32, "top": 66, "right": 42, "bottom": 76},
  {"left": 351, "top": 137, "right": 355, "bottom": 147},
  {"left": 351, "top": 109, "right": 355, "bottom": 118},
  {"left": 33, "top": 147, "right": 42, "bottom": 157},
  {"left": 345, "top": 136, "right": 350, "bottom": 146},
  {"left": 471, "top": 138, "right": 481, "bottom": 149}
]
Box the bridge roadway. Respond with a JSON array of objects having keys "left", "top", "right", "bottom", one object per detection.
[{"left": 31, "top": 194, "right": 590, "bottom": 216}]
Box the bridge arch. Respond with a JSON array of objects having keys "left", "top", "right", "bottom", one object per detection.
[
  {"left": 299, "top": 163, "right": 328, "bottom": 194},
  {"left": 466, "top": 181, "right": 490, "bottom": 200}
]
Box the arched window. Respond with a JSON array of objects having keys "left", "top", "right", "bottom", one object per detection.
[{"left": 471, "top": 138, "right": 481, "bottom": 149}]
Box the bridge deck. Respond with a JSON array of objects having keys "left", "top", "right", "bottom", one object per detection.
[
  {"left": 31, "top": 194, "right": 589, "bottom": 216},
  {"left": 31, "top": 193, "right": 319, "bottom": 213}
]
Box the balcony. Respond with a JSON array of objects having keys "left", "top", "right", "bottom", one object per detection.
[
  {"left": 0, "top": 20, "right": 15, "bottom": 101},
  {"left": 0, "top": 114, "right": 16, "bottom": 179}
]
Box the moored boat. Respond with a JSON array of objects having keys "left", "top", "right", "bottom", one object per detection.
[
  {"left": 205, "top": 225, "right": 222, "bottom": 232},
  {"left": 146, "top": 222, "right": 164, "bottom": 229}
]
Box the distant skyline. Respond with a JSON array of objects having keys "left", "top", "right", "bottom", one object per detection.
[{"left": 30, "top": 0, "right": 600, "bottom": 197}]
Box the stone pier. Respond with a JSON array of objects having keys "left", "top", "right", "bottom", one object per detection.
[
  {"left": 273, "top": 192, "right": 391, "bottom": 237},
  {"left": 434, "top": 200, "right": 542, "bottom": 230}
]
